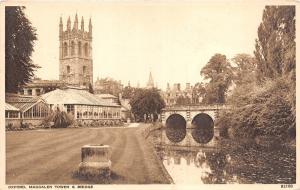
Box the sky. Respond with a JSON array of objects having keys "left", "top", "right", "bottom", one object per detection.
[{"left": 23, "top": 1, "right": 265, "bottom": 89}]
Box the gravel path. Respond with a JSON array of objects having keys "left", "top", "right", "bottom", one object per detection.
[{"left": 6, "top": 124, "right": 170, "bottom": 184}]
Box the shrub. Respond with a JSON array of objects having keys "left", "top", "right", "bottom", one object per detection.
[
  {"left": 20, "top": 122, "right": 30, "bottom": 129},
  {"left": 6, "top": 123, "right": 13, "bottom": 131},
  {"left": 216, "top": 77, "right": 295, "bottom": 141},
  {"left": 44, "top": 108, "right": 74, "bottom": 128}
]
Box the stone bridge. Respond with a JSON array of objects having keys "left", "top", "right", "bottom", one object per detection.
[{"left": 160, "top": 105, "right": 229, "bottom": 147}]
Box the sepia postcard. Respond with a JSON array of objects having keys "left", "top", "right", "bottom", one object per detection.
[{"left": 0, "top": 0, "right": 299, "bottom": 190}]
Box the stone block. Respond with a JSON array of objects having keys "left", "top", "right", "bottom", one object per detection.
[{"left": 78, "top": 145, "right": 111, "bottom": 178}]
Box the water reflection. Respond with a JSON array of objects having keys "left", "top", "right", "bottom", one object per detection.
[{"left": 156, "top": 146, "right": 243, "bottom": 184}]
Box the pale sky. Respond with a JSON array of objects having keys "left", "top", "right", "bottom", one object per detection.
[{"left": 23, "top": 1, "right": 265, "bottom": 89}]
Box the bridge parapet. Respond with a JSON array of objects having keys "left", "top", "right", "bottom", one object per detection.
[
  {"left": 162, "top": 104, "right": 229, "bottom": 111},
  {"left": 161, "top": 104, "right": 229, "bottom": 125}
]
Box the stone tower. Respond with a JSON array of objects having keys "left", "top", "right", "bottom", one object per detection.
[{"left": 59, "top": 14, "right": 93, "bottom": 87}]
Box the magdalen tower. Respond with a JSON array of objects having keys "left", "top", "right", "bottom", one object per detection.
[{"left": 59, "top": 14, "right": 93, "bottom": 87}]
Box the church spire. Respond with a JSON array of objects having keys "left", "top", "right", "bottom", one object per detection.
[{"left": 147, "top": 71, "right": 154, "bottom": 89}]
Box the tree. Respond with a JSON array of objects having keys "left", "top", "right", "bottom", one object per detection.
[
  {"left": 254, "top": 6, "right": 295, "bottom": 82},
  {"left": 5, "top": 6, "right": 38, "bottom": 93},
  {"left": 192, "top": 82, "right": 206, "bottom": 104},
  {"left": 122, "top": 86, "right": 135, "bottom": 99},
  {"left": 200, "top": 54, "right": 233, "bottom": 104},
  {"left": 231, "top": 54, "right": 257, "bottom": 86},
  {"left": 130, "top": 88, "right": 165, "bottom": 122},
  {"left": 216, "top": 6, "right": 296, "bottom": 142}
]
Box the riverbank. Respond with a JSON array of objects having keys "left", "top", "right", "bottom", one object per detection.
[{"left": 6, "top": 124, "right": 171, "bottom": 184}]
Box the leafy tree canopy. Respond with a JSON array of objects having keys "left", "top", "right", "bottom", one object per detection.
[
  {"left": 129, "top": 88, "right": 165, "bottom": 121},
  {"left": 231, "top": 54, "right": 257, "bottom": 86},
  {"left": 254, "top": 6, "right": 295, "bottom": 82},
  {"left": 200, "top": 53, "right": 233, "bottom": 104},
  {"left": 5, "top": 6, "right": 38, "bottom": 93}
]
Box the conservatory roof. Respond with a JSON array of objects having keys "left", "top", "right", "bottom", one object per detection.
[
  {"left": 5, "top": 103, "right": 20, "bottom": 111},
  {"left": 41, "top": 88, "right": 120, "bottom": 107},
  {"left": 5, "top": 93, "right": 46, "bottom": 112}
]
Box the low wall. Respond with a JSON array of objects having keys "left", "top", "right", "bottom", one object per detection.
[
  {"left": 6, "top": 118, "right": 44, "bottom": 128},
  {"left": 5, "top": 119, "right": 22, "bottom": 128}
]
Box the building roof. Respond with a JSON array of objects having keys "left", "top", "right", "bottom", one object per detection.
[
  {"left": 96, "top": 94, "right": 117, "bottom": 99},
  {"left": 42, "top": 88, "right": 120, "bottom": 107},
  {"left": 22, "top": 79, "right": 66, "bottom": 88},
  {"left": 6, "top": 93, "right": 46, "bottom": 112},
  {"left": 5, "top": 103, "right": 20, "bottom": 111}
]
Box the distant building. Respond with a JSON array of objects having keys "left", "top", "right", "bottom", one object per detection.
[
  {"left": 18, "top": 78, "right": 67, "bottom": 96},
  {"left": 163, "top": 82, "right": 196, "bottom": 106},
  {"left": 59, "top": 14, "right": 93, "bottom": 87},
  {"left": 94, "top": 77, "right": 123, "bottom": 96},
  {"left": 118, "top": 94, "right": 132, "bottom": 121},
  {"left": 96, "top": 94, "right": 119, "bottom": 105}
]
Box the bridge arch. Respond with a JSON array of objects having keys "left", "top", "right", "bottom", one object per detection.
[
  {"left": 165, "top": 114, "right": 187, "bottom": 143},
  {"left": 191, "top": 113, "right": 214, "bottom": 144}
]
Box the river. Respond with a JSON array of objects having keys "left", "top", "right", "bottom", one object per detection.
[{"left": 150, "top": 128, "right": 296, "bottom": 184}]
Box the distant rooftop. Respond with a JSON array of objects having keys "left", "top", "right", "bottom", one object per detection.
[
  {"left": 96, "top": 94, "right": 118, "bottom": 99},
  {"left": 22, "top": 79, "right": 67, "bottom": 88}
]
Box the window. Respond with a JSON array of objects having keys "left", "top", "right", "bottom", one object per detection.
[
  {"left": 71, "top": 41, "right": 75, "bottom": 55},
  {"left": 20, "top": 89, "right": 24, "bottom": 95},
  {"left": 63, "top": 42, "right": 68, "bottom": 57},
  {"left": 78, "top": 41, "right": 82, "bottom": 56},
  {"left": 84, "top": 43, "right": 88, "bottom": 56},
  {"left": 66, "top": 105, "right": 74, "bottom": 114},
  {"left": 9, "top": 111, "right": 19, "bottom": 118},
  {"left": 23, "top": 102, "right": 49, "bottom": 118},
  {"left": 36, "top": 89, "right": 41, "bottom": 96},
  {"left": 67, "top": 66, "right": 70, "bottom": 74},
  {"left": 83, "top": 66, "right": 86, "bottom": 75},
  {"left": 27, "top": 89, "right": 32, "bottom": 96},
  {"left": 5, "top": 111, "right": 8, "bottom": 118}
]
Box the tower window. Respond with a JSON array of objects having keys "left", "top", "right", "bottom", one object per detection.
[
  {"left": 84, "top": 43, "right": 88, "bottom": 56},
  {"left": 67, "top": 66, "right": 71, "bottom": 74},
  {"left": 83, "top": 66, "right": 86, "bottom": 75},
  {"left": 71, "top": 41, "right": 75, "bottom": 56},
  {"left": 63, "top": 42, "right": 68, "bottom": 57},
  {"left": 78, "top": 41, "right": 82, "bottom": 56}
]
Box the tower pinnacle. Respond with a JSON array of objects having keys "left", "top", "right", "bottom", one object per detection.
[
  {"left": 67, "top": 16, "right": 71, "bottom": 31},
  {"left": 73, "top": 13, "right": 78, "bottom": 30},
  {"left": 81, "top": 16, "right": 84, "bottom": 31},
  {"left": 89, "top": 18, "right": 92, "bottom": 37},
  {"left": 59, "top": 17, "right": 63, "bottom": 37}
]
